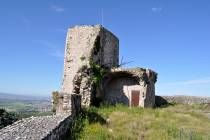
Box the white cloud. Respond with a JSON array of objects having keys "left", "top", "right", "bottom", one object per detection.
[
  {"left": 160, "top": 77, "right": 210, "bottom": 86},
  {"left": 157, "top": 77, "right": 210, "bottom": 96},
  {"left": 152, "top": 7, "right": 162, "bottom": 12},
  {"left": 157, "top": 91, "right": 192, "bottom": 96},
  {"left": 50, "top": 5, "right": 64, "bottom": 12},
  {"left": 33, "top": 40, "right": 64, "bottom": 59},
  {"left": 182, "top": 78, "right": 210, "bottom": 85}
]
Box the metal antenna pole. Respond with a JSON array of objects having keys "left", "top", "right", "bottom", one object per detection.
[{"left": 101, "top": 8, "right": 104, "bottom": 26}]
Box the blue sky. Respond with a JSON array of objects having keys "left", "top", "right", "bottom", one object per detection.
[{"left": 0, "top": 0, "right": 210, "bottom": 97}]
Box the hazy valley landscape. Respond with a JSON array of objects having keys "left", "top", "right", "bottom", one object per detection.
[
  {"left": 0, "top": 93, "right": 51, "bottom": 119},
  {"left": 0, "top": 93, "right": 51, "bottom": 112}
]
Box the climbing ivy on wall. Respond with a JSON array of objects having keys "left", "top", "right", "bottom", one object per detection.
[
  {"left": 90, "top": 63, "right": 106, "bottom": 86},
  {"left": 89, "top": 35, "right": 107, "bottom": 86},
  {"left": 89, "top": 62, "right": 107, "bottom": 106}
]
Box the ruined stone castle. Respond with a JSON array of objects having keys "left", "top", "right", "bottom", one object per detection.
[
  {"left": 3, "top": 25, "right": 210, "bottom": 140},
  {"left": 54, "top": 25, "right": 157, "bottom": 114}
]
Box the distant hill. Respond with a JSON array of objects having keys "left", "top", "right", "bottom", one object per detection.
[{"left": 0, "top": 93, "right": 50, "bottom": 101}]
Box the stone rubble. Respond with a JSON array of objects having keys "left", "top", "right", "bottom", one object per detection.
[{"left": 0, "top": 114, "right": 72, "bottom": 140}]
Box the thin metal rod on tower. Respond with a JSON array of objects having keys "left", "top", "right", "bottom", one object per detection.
[{"left": 101, "top": 8, "right": 104, "bottom": 26}]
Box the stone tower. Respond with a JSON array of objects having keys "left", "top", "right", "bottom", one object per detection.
[
  {"left": 55, "top": 25, "right": 119, "bottom": 113},
  {"left": 53, "top": 25, "right": 157, "bottom": 114}
]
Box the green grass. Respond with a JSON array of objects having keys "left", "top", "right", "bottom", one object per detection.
[{"left": 70, "top": 104, "right": 210, "bottom": 140}]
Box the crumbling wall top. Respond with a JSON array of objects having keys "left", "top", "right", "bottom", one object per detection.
[
  {"left": 110, "top": 67, "right": 158, "bottom": 83},
  {"left": 67, "top": 24, "right": 119, "bottom": 41}
]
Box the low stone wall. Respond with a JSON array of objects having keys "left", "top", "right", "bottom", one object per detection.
[
  {"left": 55, "top": 93, "right": 81, "bottom": 114},
  {"left": 0, "top": 114, "right": 73, "bottom": 140},
  {"left": 156, "top": 95, "right": 210, "bottom": 106},
  {"left": 0, "top": 93, "right": 82, "bottom": 140}
]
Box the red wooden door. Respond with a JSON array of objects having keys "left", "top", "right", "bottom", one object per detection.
[{"left": 131, "top": 90, "right": 140, "bottom": 106}]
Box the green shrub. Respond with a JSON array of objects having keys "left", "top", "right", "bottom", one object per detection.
[
  {"left": 0, "top": 108, "right": 18, "bottom": 129},
  {"left": 90, "top": 63, "right": 106, "bottom": 86}
]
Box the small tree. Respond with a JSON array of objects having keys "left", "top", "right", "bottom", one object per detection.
[{"left": 0, "top": 109, "right": 18, "bottom": 129}]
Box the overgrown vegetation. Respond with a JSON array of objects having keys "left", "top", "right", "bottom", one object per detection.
[
  {"left": 69, "top": 104, "right": 210, "bottom": 140},
  {"left": 66, "top": 107, "right": 107, "bottom": 140},
  {"left": 89, "top": 35, "right": 106, "bottom": 86},
  {"left": 89, "top": 34, "right": 106, "bottom": 86},
  {"left": 89, "top": 62, "right": 107, "bottom": 106},
  {"left": 90, "top": 63, "right": 106, "bottom": 86},
  {"left": 0, "top": 109, "right": 18, "bottom": 129}
]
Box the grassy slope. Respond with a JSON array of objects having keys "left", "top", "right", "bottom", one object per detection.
[{"left": 73, "top": 104, "right": 210, "bottom": 140}]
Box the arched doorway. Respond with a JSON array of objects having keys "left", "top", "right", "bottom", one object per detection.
[{"left": 101, "top": 72, "right": 140, "bottom": 106}]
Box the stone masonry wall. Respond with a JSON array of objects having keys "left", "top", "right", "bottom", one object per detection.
[
  {"left": 55, "top": 93, "right": 81, "bottom": 115},
  {"left": 144, "top": 69, "right": 156, "bottom": 107},
  {"left": 61, "top": 25, "right": 100, "bottom": 93},
  {"left": 101, "top": 68, "right": 157, "bottom": 108},
  {"left": 100, "top": 28, "right": 119, "bottom": 68},
  {"left": 60, "top": 25, "right": 119, "bottom": 108}
]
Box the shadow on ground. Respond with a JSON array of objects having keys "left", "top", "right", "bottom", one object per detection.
[
  {"left": 64, "top": 108, "right": 106, "bottom": 140},
  {"left": 155, "top": 96, "right": 176, "bottom": 108}
]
